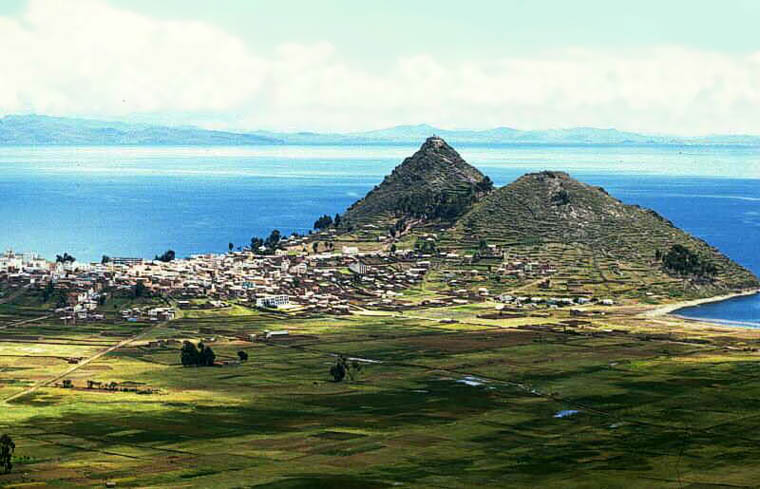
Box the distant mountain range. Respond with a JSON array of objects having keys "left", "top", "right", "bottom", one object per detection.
[
  {"left": 0, "top": 115, "right": 280, "bottom": 145},
  {"left": 1, "top": 115, "right": 759, "bottom": 146}
]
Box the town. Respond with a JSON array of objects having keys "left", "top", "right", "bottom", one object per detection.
[{"left": 0, "top": 232, "right": 615, "bottom": 327}]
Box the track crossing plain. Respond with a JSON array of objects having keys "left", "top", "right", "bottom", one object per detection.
[{"left": 3, "top": 285, "right": 760, "bottom": 489}]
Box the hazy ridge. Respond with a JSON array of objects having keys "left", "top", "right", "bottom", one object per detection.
[{"left": 2, "top": 115, "right": 759, "bottom": 146}]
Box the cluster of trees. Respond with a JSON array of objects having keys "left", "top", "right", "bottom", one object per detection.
[
  {"left": 0, "top": 434, "right": 14, "bottom": 474},
  {"left": 250, "top": 229, "right": 282, "bottom": 254},
  {"left": 388, "top": 218, "right": 408, "bottom": 239},
  {"left": 180, "top": 341, "right": 216, "bottom": 367},
  {"left": 155, "top": 249, "right": 175, "bottom": 262},
  {"left": 55, "top": 253, "right": 75, "bottom": 263},
  {"left": 41, "top": 281, "right": 69, "bottom": 307},
  {"left": 657, "top": 244, "right": 717, "bottom": 277},
  {"left": 312, "top": 241, "right": 335, "bottom": 253},
  {"left": 414, "top": 237, "right": 437, "bottom": 254},
  {"left": 329, "top": 355, "right": 362, "bottom": 382},
  {"left": 42, "top": 281, "right": 56, "bottom": 302},
  {"left": 470, "top": 238, "right": 492, "bottom": 262},
  {"left": 395, "top": 188, "right": 477, "bottom": 221},
  {"left": 313, "top": 213, "right": 342, "bottom": 230},
  {"left": 551, "top": 188, "right": 571, "bottom": 205},
  {"left": 133, "top": 281, "right": 147, "bottom": 298},
  {"left": 391, "top": 177, "right": 494, "bottom": 222},
  {"left": 475, "top": 176, "right": 494, "bottom": 194}
]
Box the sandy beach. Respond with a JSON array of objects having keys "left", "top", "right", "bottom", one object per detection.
[{"left": 642, "top": 288, "right": 760, "bottom": 318}]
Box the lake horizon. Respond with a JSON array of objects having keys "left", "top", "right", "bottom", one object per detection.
[{"left": 2, "top": 143, "right": 759, "bottom": 261}]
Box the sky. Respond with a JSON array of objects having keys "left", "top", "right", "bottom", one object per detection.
[{"left": 0, "top": 0, "right": 759, "bottom": 134}]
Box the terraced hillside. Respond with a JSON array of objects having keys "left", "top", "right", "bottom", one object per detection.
[
  {"left": 342, "top": 136, "right": 491, "bottom": 226},
  {"left": 449, "top": 170, "right": 758, "bottom": 295}
]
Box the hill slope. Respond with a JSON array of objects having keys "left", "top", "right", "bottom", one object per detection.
[
  {"left": 343, "top": 136, "right": 492, "bottom": 225},
  {"left": 451, "top": 171, "right": 758, "bottom": 295},
  {"left": 0, "top": 115, "right": 281, "bottom": 145}
]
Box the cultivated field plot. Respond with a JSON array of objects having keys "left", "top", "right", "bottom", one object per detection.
[{"left": 2, "top": 306, "right": 760, "bottom": 488}]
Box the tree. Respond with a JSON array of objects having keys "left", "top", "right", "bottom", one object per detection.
[
  {"left": 55, "top": 291, "right": 69, "bottom": 309},
  {"left": 42, "top": 281, "right": 55, "bottom": 302},
  {"left": 313, "top": 214, "right": 333, "bottom": 230},
  {"left": 312, "top": 242, "right": 319, "bottom": 253},
  {"left": 551, "top": 188, "right": 570, "bottom": 205},
  {"left": 101, "top": 255, "right": 111, "bottom": 264},
  {"left": 348, "top": 359, "right": 362, "bottom": 381},
  {"left": 180, "top": 341, "right": 200, "bottom": 367},
  {"left": 476, "top": 176, "right": 494, "bottom": 194},
  {"left": 0, "top": 434, "right": 14, "bottom": 474},
  {"left": 237, "top": 351, "right": 249, "bottom": 362},
  {"left": 390, "top": 243, "right": 397, "bottom": 253},
  {"left": 334, "top": 213, "right": 342, "bottom": 227},
  {"left": 199, "top": 343, "right": 216, "bottom": 366},
  {"left": 329, "top": 360, "right": 346, "bottom": 382},
  {"left": 228, "top": 242, "right": 234, "bottom": 252},
  {"left": 250, "top": 237, "right": 264, "bottom": 252},
  {"left": 55, "top": 253, "right": 75, "bottom": 264},
  {"left": 329, "top": 356, "right": 363, "bottom": 382},
  {"left": 155, "top": 249, "right": 175, "bottom": 262},
  {"left": 265, "top": 230, "right": 281, "bottom": 249},
  {"left": 134, "top": 281, "right": 146, "bottom": 298},
  {"left": 661, "top": 244, "right": 717, "bottom": 277},
  {"left": 414, "top": 238, "right": 436, "bottom": 254}
]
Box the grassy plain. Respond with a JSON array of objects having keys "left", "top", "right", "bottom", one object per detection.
[{"left": 2, "top": 291, "right": 760, "bottom": 488}]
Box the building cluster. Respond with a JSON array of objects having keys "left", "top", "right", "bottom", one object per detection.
[
  {"left": 495, "top": 294, "right": 612, "bottom": 308},
  {"left": 495, "top": 258, "right": 558, "bottom": 278},
  {"left": 0, "top": 249, "right": 51, "bottom": 284},
  {"left": 1, "top": 241, "right": 614, "bottom": 323},
  {"left": 1, "top": 244, "right": 434, "bottom": 319}
]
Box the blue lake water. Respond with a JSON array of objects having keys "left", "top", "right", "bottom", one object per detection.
[
  {"left": 1, "top": 143, "right": 759, "bottom": 323},
  {"left": 676, "top": 294, "right": 760, "bottom": 327}
]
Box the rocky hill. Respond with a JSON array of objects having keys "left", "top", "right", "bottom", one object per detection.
[
  {"left": 331, "top": 140, "right": 756, "bottom": 298},
  {"left": 342, "top": 137, "right": 492, "bottom": 226},
  {"left": 451, "top": 170, "right": 758, "bottom": 294}
]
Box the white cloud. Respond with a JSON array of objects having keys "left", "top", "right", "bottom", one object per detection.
[{"left": 1, "top": 0, "right": 759, "bottom": 135}]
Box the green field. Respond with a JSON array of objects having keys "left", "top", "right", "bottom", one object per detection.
[{"left": 2, "top": 294, "right": 760, "bottom": 488}]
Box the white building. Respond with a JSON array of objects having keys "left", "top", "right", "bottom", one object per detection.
[
  {"left": 256, "top": 294, "right": 290, "bottom": 308},
  {"left": 342, "top": 246, "right": 359, "bottom": 256}
]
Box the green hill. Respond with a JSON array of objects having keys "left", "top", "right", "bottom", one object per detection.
[
  {"left": 342, "top": 136, "right": 492, "bottom": 226},
  {"left": 449, "top": 170, "right": 758, "bottom": 296},
  {"left": 332, "top": 140, "right": 757, "bottom": 298}
]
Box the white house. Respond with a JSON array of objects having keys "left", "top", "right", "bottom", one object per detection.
[{"left": 256, "top": 295, "right": 290, "bottom": 308}]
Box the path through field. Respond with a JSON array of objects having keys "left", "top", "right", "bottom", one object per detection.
[{"left": 1, "top": 321, "right": 164, "bottom": 404}]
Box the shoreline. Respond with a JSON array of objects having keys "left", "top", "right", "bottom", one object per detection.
[
  {"left": 641, "top": 288, "right": 760, "bottom": 318},
  {"left": 670, "top": 314, "right": 760, "bottom": 329}
]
